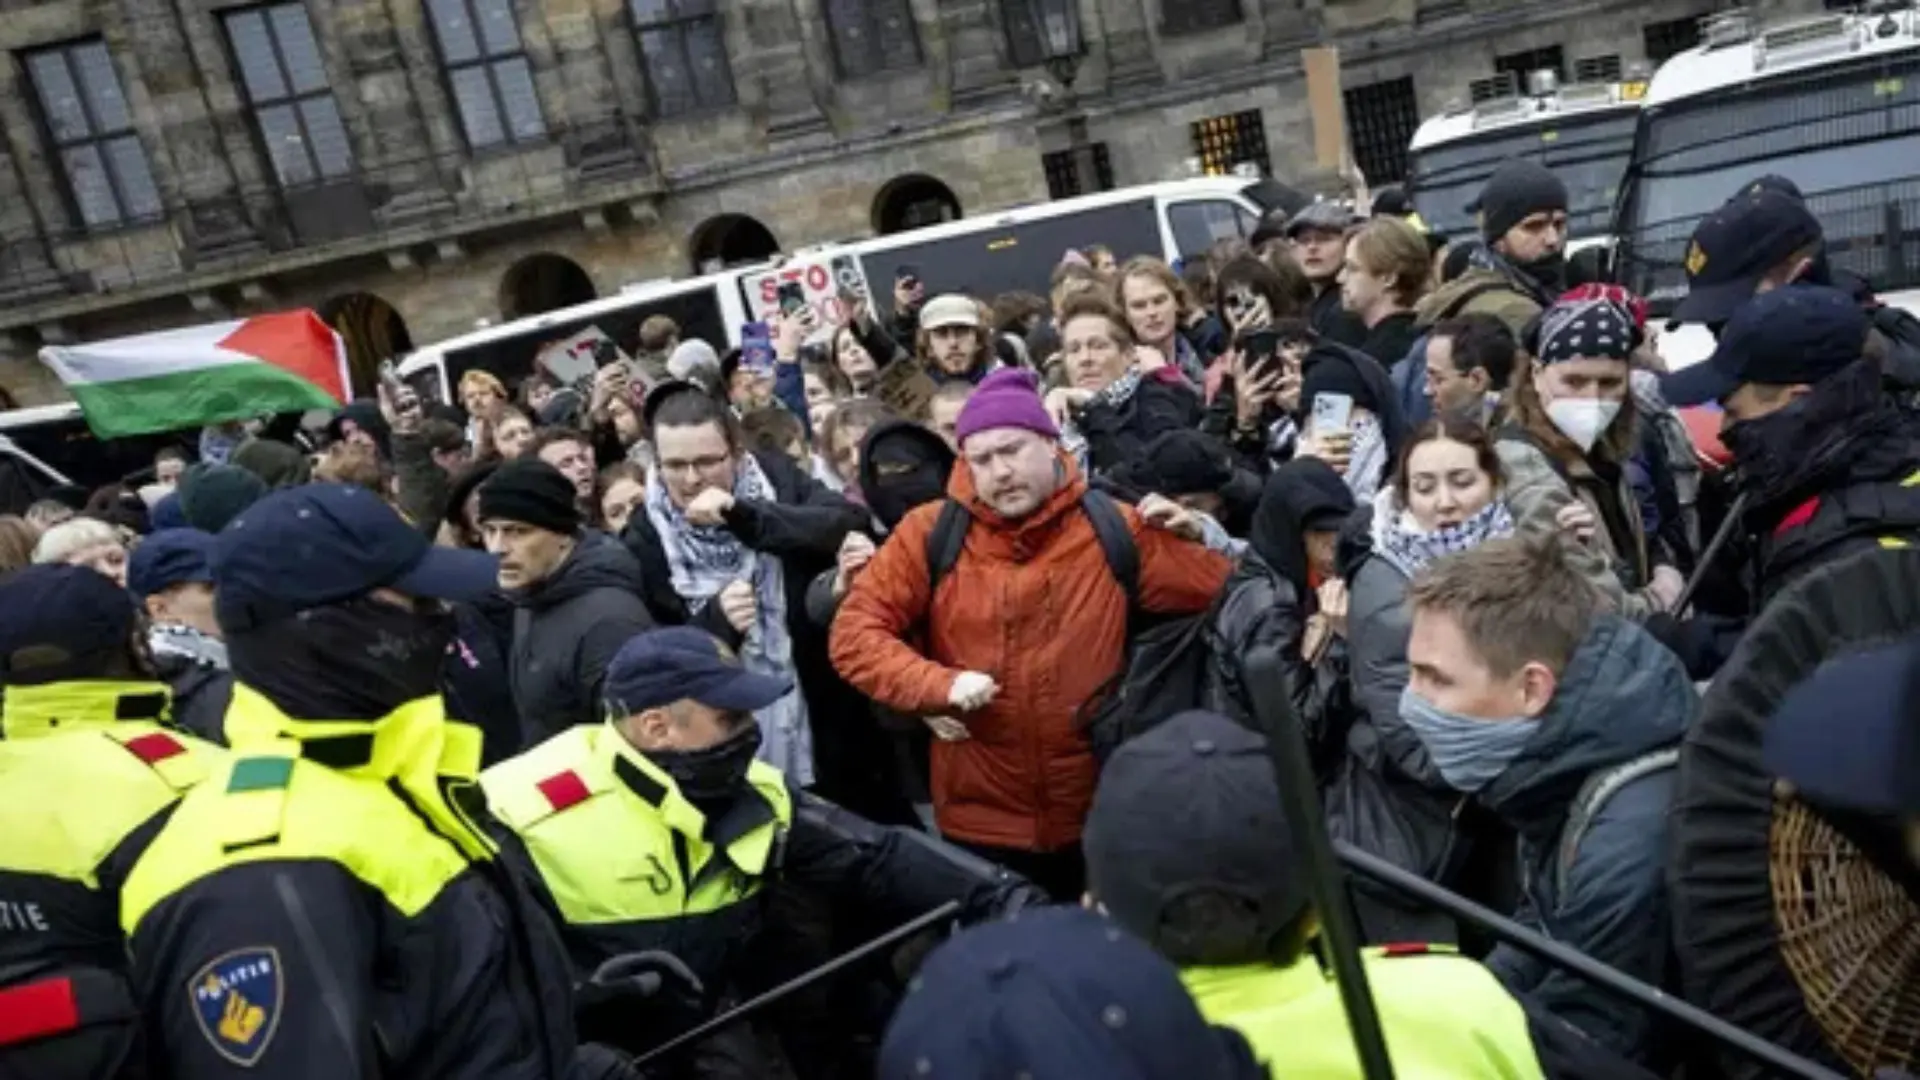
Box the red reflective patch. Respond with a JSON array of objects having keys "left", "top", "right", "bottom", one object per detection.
[
  {"left": 536, "top": 771, "right": 590, "bottom": 813},
  {"left": 1379, "top": 942, "right": 1431, "bottom": 957},
  {"left": 123, "top": 732, "right": 187, "bottom": 765},
  {"left": 1774, "top": 497, "right": 1821, "bottom": 536},
  {"left": 0, "top": 978, "right": 80, "bottom": 1045}
]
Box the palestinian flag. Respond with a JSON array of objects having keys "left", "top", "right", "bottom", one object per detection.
[{"left": 39, "top": 310, "right": 350, "bottom": 439}]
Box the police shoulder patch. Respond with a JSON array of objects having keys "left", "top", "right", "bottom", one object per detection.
[{"left": 188, "top": 946, "right": 283, "bottom": 1066}]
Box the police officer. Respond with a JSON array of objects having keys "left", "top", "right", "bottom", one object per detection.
[
  {"left": 481, "top": 625, "right": 1047, "bottom": 1076},
  {"left": 1083, "top": 710, "right": 1553, "bottom": 1078},
  {"left": 116, "top": 484, "right": 638, "bottom": 1079},
  {"left": 0, "top": 564, "right": 223, "bottom": 1079}
]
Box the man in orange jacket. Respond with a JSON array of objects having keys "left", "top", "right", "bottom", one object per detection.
[{"left": 829, "top": 368, "right": 1230, "bottom": 899}]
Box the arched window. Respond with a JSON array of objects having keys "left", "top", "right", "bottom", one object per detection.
[
  {"left": 317, "top": 292, "right": 413, "bottom": 397},
  {"left": 689, "top": 214, "right": 779, "bottom": 274},
  {"left": 499, "top": 253, "right": 598, "bottom": 320},
  {"left": 872, "top": 174, "right": 962, "bottom": 236}
]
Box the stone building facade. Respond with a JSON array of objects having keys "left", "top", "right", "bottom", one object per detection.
[{"left": 0, "top": 0, "right": 1816, "bottom": 405}]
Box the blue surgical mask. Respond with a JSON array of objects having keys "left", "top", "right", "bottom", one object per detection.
[{"left": 1398, "top": 687, "right": 1539, "bottom": 793}]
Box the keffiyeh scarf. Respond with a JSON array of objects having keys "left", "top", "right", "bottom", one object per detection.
[
  {"left": 149, "top": 623, "right": 228, "bottom": 670},
  {"left": 643, "top": 453, "right": 814, "bottom": 784},
  {"left": 1059, "top": 369, "right": 1144, "bottom": 473},
  {"left": 1345, "top": 413, "right": 1390, "bottom": 505},
  {"left": 1370, "top": 488, "right": 1516, "bottom": 579}
]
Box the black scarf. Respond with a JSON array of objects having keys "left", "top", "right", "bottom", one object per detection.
[{"left": 1726, "top": 359, "right": 1903, "bottom": 518}]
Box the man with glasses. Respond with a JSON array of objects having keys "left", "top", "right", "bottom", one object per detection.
[
  {"left": 480, "top": 457, "right": 655, "bottom": 743},
  {"left": 620, "top": 383, "right": 871, "bottom": 814},
  {"left": 1423, "top": 313, "right": 1519, "bottom": 426}
]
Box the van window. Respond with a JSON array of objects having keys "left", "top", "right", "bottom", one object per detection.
[
  {"left": 0, "top": 414, "right": 187, "bottom": 510},
  {"left": 439, "top": 287, "right": 730, "bottom": 398},
  {"left": 865, "top": 198, "right": 1163, "bottom": 320},
  {"left": 1168, "top": 200, "right": 1257, "bottom": 260}
]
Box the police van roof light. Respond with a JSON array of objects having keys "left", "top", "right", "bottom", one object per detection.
[{"left": 1703, "top": 9, "right": 1755, "bottom": 49}]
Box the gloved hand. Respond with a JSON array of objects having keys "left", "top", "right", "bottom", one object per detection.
[{"left": 574, "top": 951, "right": 707, "bottom": 1054}]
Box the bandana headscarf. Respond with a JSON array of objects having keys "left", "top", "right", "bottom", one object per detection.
[{"left": 1536, "top": 297, "right": 1636, "bottom": 365}]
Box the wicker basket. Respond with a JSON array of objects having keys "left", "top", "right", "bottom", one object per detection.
[{"left": 1770, "top": 796, "right": 1920, "bottom": 1074}]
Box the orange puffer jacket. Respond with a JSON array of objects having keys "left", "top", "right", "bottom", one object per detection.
[{"left": 829, "top": 454, "right": 1231, "bottom": 851}]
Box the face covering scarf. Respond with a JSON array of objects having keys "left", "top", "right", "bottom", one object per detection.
[
  {"left": 1398, "top": 686, "right": 1540, "bottom": 793},
  {"left": 646, "top": 721, "right": 764, "bottom": 816}
]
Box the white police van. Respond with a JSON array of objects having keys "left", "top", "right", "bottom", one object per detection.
[
  {"left": 1613, "top": 6, "right": 1920, "bottom": 369},
  {"left": 1406, "top": 69, "right": 1647, "bottom": 256}
]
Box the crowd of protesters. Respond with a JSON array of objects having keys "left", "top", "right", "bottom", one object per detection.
[{"left": 6, "top": 149, "right": 1920, "bottom": 1080}]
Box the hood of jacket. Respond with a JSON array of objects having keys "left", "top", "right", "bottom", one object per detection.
[
  {"left": 859, "top": 419, "right": 955, "bottom": 530},
  {"left": 1478, "top": 616, "right": 1694, "bottom": 835},
  {"left": 518, "top": 529, "right": 646, "bottom": 612}
]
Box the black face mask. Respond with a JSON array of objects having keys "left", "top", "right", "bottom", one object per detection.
[
  {"left": 646, "top": 721, "right": 762, "bottom": 812},
  {"left": 1721, "top": 358, "right": 1886, "bottom": 505},
  {"left": 1515, "top": 250, "right": 1567, "bottom": 292},
  {"left": 229, "top": 596, "right": 455, "bottom": 722}
]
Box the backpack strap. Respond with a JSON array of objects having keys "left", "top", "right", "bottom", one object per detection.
[
  {"left": 924, "top": 499, "right": 972, "bottom": 596},
  {"left": 925, "top": 489, "right": 1140, "bottom": 607},
  {"left": 1079, "top": 488, "right": 1141, "bottom": 610},
  {"left": 1555, "top": 746, "right": 1680, "bottom": 897}
]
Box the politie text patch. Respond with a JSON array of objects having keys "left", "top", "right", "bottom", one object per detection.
[{"left": 188, "top": 946, "right": 282, "bottom": 1066}]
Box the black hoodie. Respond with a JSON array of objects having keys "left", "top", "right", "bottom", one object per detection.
[
  {"left": 506, "top": 530, "right": 654, "bottom": 741},
  {"left": 857, "top": 419, "right": 955, "bottom": 532}
]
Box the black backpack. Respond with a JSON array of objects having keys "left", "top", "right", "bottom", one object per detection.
[{"left": 924, "top": 489, "right": 1216, "bottom": 761}]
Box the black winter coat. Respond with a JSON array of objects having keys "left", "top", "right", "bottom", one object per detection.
[
  {"left": 1077, "top": 378, "right": 1205, "bottom": 479},
  {"left": 155, "top": 655, "right": 233, "bottom": 745},
  {"left": 507, "top": 531, "right": 655, "bottom": 740}
]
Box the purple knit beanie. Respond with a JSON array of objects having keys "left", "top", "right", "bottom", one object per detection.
[{"left": 954, "top": 369, "right": 1060, "bottom": 446}]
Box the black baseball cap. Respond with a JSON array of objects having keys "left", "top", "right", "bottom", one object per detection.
[
  {"left": 212, "top": 483, "right": 500, "bottom": 632},
  {"left": 0, "top": 564, "right": 138, "bottom": 686},
  {"left": 1660, "top": 284, "right": 1867, "bottom": 407},
  {"left": 1764, "top": 638, "right": 1920, "bottom": 815},
  {"left": 1083, "top": 710, "right": 1309, "bottom": 964},
  {"left": 602, "top": 626, "right": 792, "bottom": 717},
  {"left": 1672, "top": 189, "right": 1824, "bottom": 324}
]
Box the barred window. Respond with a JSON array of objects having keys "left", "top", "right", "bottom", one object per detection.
[
  {"left": 1190, "top": 110, "right": 1270, "bottom": 177},
  {"left": 223, "top": 4, "right": 355, "bottom": 189},
  {"left": 23, "top": 39, "right": 163, "bottom": 229},
  {"left": 1043, "top": 144, "right": 1114, "bottom": 198},
  {"left": 1345, "top": 77, "right": 1419, "bottom": 187},
  {"left": 426, "top": 0, "right": 545, "bottom": 150},
  {"left": 631, "top": 0, "right": 735, "bottom": 117},
  {"left": 823, "top": 0, "right": 921, "bottom": 80}
]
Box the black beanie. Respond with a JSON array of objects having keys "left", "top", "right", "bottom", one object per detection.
[
  {"left": 477, "top": 458, "right": 580, "bottom": 535},
  {"left": 1139, "top": 429, "right": 1234, "bottom": 496},
  {"left": 1477, "top": 159, "right": 1568, "bottom": 242},
  {"left": 1300, "top": 343, "right": 1384, "bottom": 417}
]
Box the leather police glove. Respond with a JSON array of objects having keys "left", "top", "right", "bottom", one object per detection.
[{"left": 575, "top": 951, "right": 707, "bottom": 1053}]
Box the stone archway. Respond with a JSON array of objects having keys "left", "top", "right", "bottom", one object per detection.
[
  {"left": 316, "top": 291, "right": 412, "bottom": 398},
  {"left": 872, "top": 174, "right": 963, "bottom": 236},
  {"left": 688, "top": 214, "right": 781, "bottom": 274},
  {"left": 499, "top": 252, "right": 598, "bottom": 321}
]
